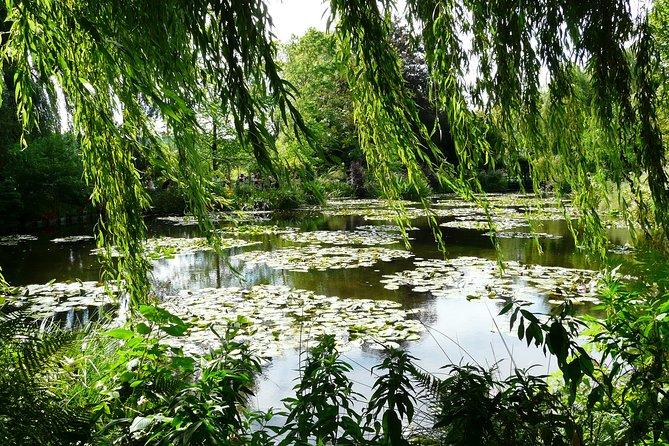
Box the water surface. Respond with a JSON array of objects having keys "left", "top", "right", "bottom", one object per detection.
[{"left": 0, "top": 201, "right": 629, "bottom": 411}]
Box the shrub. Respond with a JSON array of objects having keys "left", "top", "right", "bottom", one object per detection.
[
  {"left": 477, "top": 169, "right": 510, "bottom": 193},
  {"left": 0, "top": 133, "right": 91, "bottom": 225},
  {"left": 147, "top": 185, "right": 188, "bottom": 216},
  {"left": 231, "top": 179, "right": 325, "bottom": 211},
  {"left": 0, "top": 305, "right": 91, "bottom": 445}
]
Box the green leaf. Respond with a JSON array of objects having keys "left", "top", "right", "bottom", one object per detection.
[
  {"left": 135, "top": 322, "right": 151, "bottom": 335},
  {"left": 106, "top": 328, "right": 134, "bottom": 340}
]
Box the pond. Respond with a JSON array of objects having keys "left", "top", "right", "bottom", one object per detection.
[{"left": 0, "top": 194, "right": 632, "bottom": 412}]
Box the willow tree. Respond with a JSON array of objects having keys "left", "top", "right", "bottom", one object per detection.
[{"left": 1, "top": 0, "right": 667, "bottom": 302}]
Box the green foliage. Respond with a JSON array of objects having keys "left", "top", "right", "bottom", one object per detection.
[
  {"left": 652, "top": 0, "right": 669, "bottom": 144},
  {"left": 0, "top": 133, "right": 90, "bottom": 225},
  {"left": 1, "top": 1, "right": 669, "bottom": 445},
  {"left": 232, "top": 179, "right": 325, "bottom": 211},
  {"left": 499, "top": 252, "right": 669, "bottom": 444},
  {"left": 422, "top": 365, "right": 577, "bottom": 446},
  {"left": 477, "top": 169, "right": 510, "bottom": 193},
  {"left": 278, "top": 335, "right": 364, "bottom": 445},
  {"left": 3, "top": 0, "right": 667, "bottom": 303},
  {"left": 1, "top": 0, "right": 309, "bottom": 304},
  {"left": 316, "top": 167, "right": 357, "bottom": 199},
  {"left": 368, "top": 349, "right": 417, "bottom": 445},
  {"left": 0, "top": 306, "right": 91, "bottom": 445},
  {"left": 61, "top": 309, "right": 267, "bottom": 446},
  {"left": 148, "top": 185, "right": 188, "bottom": 216},
  {"left": 279, "top": 29, "right": 360, "bottom": 171},
  {"left": 0, "top": 279, "right": 667, "bottom": 445},
  {"left": 128, "top": 332, "right": 264, "bottom": 445}
]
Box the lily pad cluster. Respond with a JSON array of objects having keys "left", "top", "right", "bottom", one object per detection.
[
  {"left": 355, "top": 224, "right": 418, "bottom": 232},
  {"left": 0, "top": 234, "right": 38, "bottom": 246},
  {"left": 322, "top": 206, "right": 427, "bottom": 221},
  {"left": 327, "top": 198, "right": 415, "bottom": 208},
  {"left": 93, "top": 236, "right": 260, "bottom": 260},
  {"left": 232, "top": 246, "right": 413, "bottom": 272},
  {"left": 219, "top": 224, "right": 298, "bottom": 236},
  {"left": 432, "top": 194, "right": 580, "bottom": 220},
  {"left": 160, "top": 284, "right": 425, "bottom": 357},
  {"left": 380, "top": 256, "right": 602, "bottom": 304},
  {"left": 317, "top": 194, "right": 582, "bottom": 227},
  {"left": 313, "top": 198, "right": 427, "bottom": 221},
  {"left": 485, "top": 193, "right": 573, "bottom": 210},
  {"left": 3, "top": 281, "right": 117, "bottom": 320},
  {"left": 430, "top": 207, "right": 484, "bottom": 218},
  {"left": 157, "top": 210, "right": 271, "bottom": 226},
  {"left": 482, "top": 231, "right": 563, "bottom": 240},
  {"left": 51, "top": 235, "right": 95, "bottom": 243},
  {"left": 519, "top": 206, "right": 580, "bottom": 220},
  {"left": 440, "top": 218, "right": 529, "bottom": 231},
  {"left": 282, "top": 229, "right": 403, "bottom": 246}
]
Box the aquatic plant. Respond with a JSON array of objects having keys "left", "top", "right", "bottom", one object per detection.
[
  {"left": 92, "top": 236, "right": 260, "bottom": 260},
  {"left": 0, "top": 234, "right": 38, "bottom": 246},
  {"left": 160, "top": 284, "right": 424, "bottom": 357},
  {"left": 51, "top": 235, "right": 95, "bottom": 243},
  {"left": 219, "top": 224, "right": 298, "bottom": 236},
  {"left": 381, "top": 257, "right": 603, "bottom": 303},
  {"left": 282, "top": 229, "right": 403, "bottom": 246},
  {"left": 2, "top": 280, "right": 117, "bottom": 320},
  {"left": 233, "top": 246, "right": 413, "bottom": 272}
]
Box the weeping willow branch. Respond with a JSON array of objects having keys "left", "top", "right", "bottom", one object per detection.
[
  {"left": 2, "top": 0, "right": 669, "bottom": 304},
  {"left": 0, "top": 0, "right": 307, "bottom": 305}
]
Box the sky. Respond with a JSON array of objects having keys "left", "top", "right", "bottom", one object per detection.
[
  {"left": 267, "top": 0, "right": 330, "bottom": 42},
  {"left": 267, "top": 0, "right": 409, "bottom": 41}
]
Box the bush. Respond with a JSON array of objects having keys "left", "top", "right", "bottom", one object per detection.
[
  {"left": 0, "top": 133, "right": 91, "bottom": 226},
  {"left": 397, "top": 176, "right": 433, "bottom": 201},
  {"left": 316, "top": 167, "right": 356, "bottom": 199},
  {"left": 477, "top": 169, "right": 510, "bottom": 192},
  {"left": 147, "top": 185, "right": 188, "bottom": 216},
  {"left": 231, "top": 179, "right": 325, "bottom": 211}
]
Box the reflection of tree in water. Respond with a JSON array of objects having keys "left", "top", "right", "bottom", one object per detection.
[{"left": 151, "top": 248, "right": 287, "bottom": 297}]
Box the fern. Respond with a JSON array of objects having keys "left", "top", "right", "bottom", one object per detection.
[
  {"left": 0, "top": 305, "right": 91, "bottom": 445},
  {"left": 409, "top": 365, "right": 442, "bottom": 397}
]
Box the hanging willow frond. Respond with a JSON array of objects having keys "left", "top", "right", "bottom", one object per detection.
[
  {"left": 331, "top": 0, "right": 669, "bottom": 253},
  {"left": 2, "top": 0, "right": 669, "bottom": 303},
  {"left": 0, "top": 0, "right": 308, "bottom": 304}
]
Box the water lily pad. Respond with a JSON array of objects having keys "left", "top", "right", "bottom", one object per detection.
[
  {"left": 93, "top": 236, "right": 260, "bottom": 260},
  {"left": 380, "top": 256, "right": 603, "bottom": 304},
  {"left": 51, "top": 235, "right": 95, "bottom": 243},
  {"left": 160, "top": 284, "right": 424, "bottom": 357},
  {"left": 0, "top": 234, "right": 38, "bottom": 245},
  {"left": 157, "top": 210, "right": 272, "bottom": 226},
  {"left": 282, "top": 230, "right": 402, "bottom": 246},
  {"left": 440, "top": 218, "right": 529, "bottom": 231},
  {"left": 321, "top": 206, "right": 427, "bottom": 221},
  {"left": 232, "top": 246, "right": 413, "bottom": 271},
  {"left": 219, "top": 224, "right": 298, "bottom": 236},
  {"left": 3, "top": 280, "right": 117, "bottom": 320},
  {"left": 482, "top": 231, "right": 563, "bottom": 240},
  {"left": 355, "top": 224, "right": 418, "bottom": 232}
]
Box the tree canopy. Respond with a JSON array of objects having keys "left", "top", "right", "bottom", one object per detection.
[
  {"left": 279, "top": 28, "right": 359, "bottom": 170},
  {"left": 1, "top": 0, "right": 668, "bottom": 302}
]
